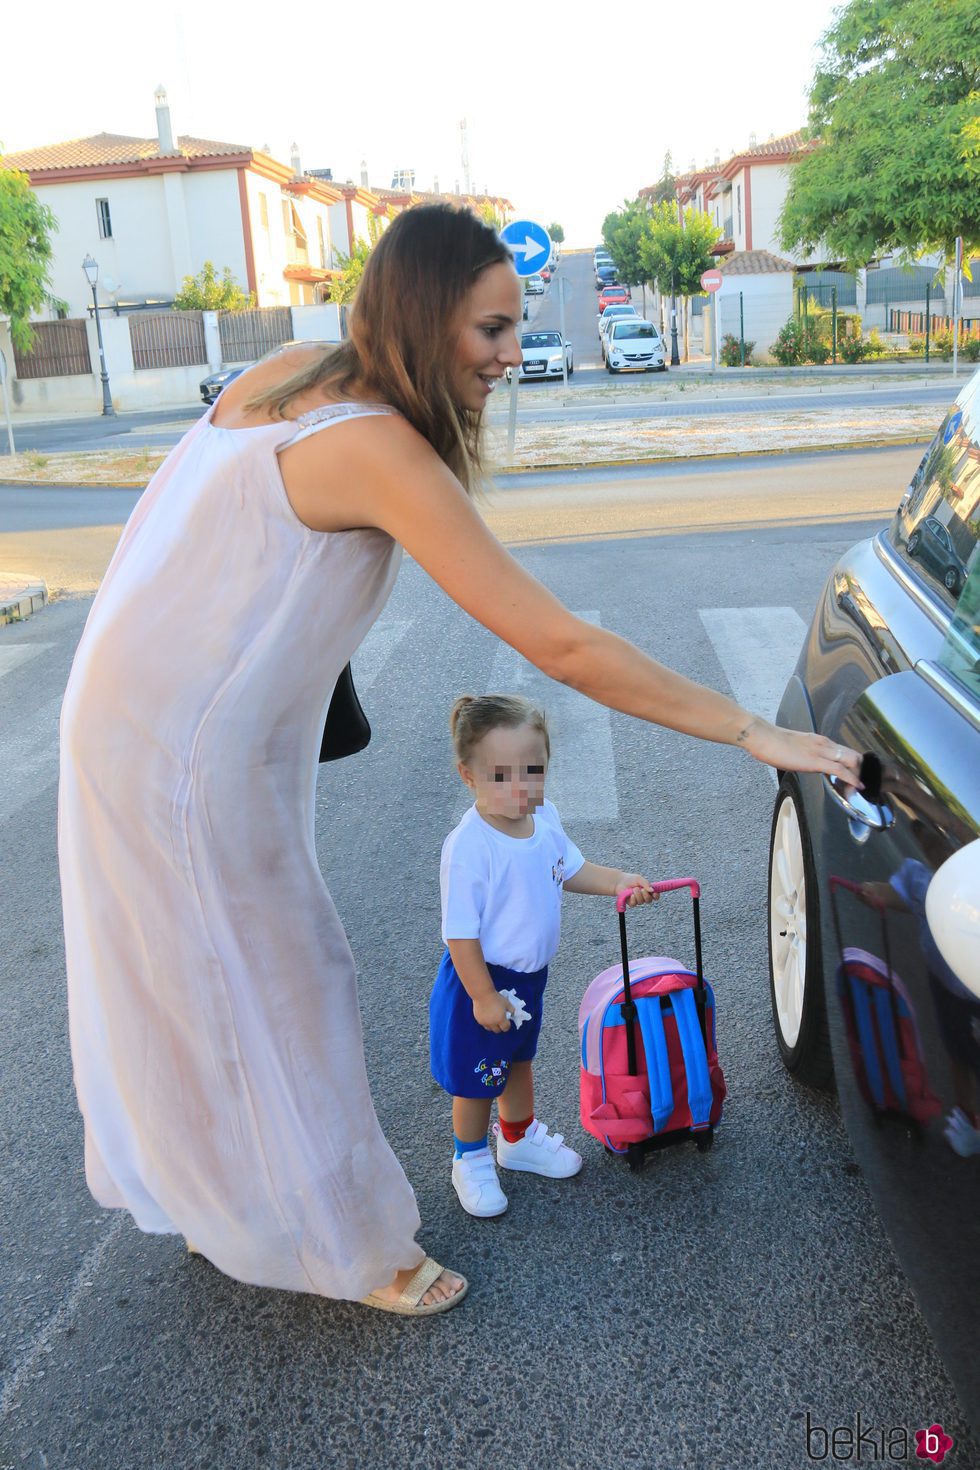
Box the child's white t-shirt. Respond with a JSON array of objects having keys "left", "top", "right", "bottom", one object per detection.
[{"left": 440, "top": 799, "right": 585, "bottom": 973}]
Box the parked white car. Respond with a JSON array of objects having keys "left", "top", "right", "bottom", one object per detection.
[
  {"left": 524, "top": 273, "right": 546, "bottom": 295},
  {"left": 512, "top": 329, "right": 574, "bottom": 380},
  {"left": 597, "top": 304, "right": 639, "bottom": 344},
  {"left": 605, "top": 319, "right": 667, "bottom": 373}
]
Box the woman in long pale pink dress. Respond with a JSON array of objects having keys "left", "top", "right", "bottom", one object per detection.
[{"left": 59, "top": 206, "right": 861, "bottom": 1315}]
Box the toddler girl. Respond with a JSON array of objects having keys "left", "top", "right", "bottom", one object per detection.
[{"left": 430, "top": 693, "right": 655, "bottom": 1217}]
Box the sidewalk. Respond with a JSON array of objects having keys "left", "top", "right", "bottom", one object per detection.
[{"left": 0, "top": 572, "right": 48, "bottom": 625}]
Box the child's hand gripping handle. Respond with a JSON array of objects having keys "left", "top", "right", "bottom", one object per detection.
[{"left": 615, "top": 877, "right": 701, "bottom": 912}]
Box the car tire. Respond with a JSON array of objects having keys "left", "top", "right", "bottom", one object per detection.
[
  {"left": 944, "top": 566, "right": 960, "bottom": 592},
  {"left": 607, "top": 365, "right": 617, "bottom": 374},
  {"left": 767, "top": 775, "right": 834, "bottom": 1090},
  {"left": 567, "top": 359, "right": 574, "bottom": 377},
  {"left": 907, "top": 531, "right": 921, "bottom": 555}
]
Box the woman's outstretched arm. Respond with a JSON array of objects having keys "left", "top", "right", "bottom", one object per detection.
[{"left": 280, "top": 415, "right": 861, "bottom": 786}]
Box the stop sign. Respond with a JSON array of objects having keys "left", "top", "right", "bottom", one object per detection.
[{"left": 701, "top": 269, "right": 723, "bottom": 293}]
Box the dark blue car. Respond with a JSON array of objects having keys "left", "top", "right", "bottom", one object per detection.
[{"left": 767, "top": 369, "right": 980, "bottom": 1432}]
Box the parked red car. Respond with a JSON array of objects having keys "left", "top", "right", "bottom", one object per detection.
[{"left": 597, "top": 284, "right": 631, "bottom": 312}]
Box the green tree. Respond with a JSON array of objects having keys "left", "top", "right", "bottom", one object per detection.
[
  {"left": 479, "top": 199, "right": 508, "bottom": 233},
  {"left": 0, "top": 163, "right": 62, "bottom": 351},
  {"left": 546, "top": 221, "right": 565, "bottom": 243},
  {"left": 779, "top": 0, "right": 980, "bottom": 266},
  {"left": 602, "top": 198, "right": 651, "bottom": 286},
  {"left": 639, "top": 203, "right": 722, "bottom": 358},
  {"left": 173, "top": 261, "right": 255, "bottom": 311}
]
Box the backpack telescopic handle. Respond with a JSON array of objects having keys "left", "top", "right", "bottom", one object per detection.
[{"left": 616, "top": 878, "right": 706, "bottom": 1072}]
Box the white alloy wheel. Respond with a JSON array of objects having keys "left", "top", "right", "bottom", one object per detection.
[
  {"left": 770, "top": 791, "right": 808, "bottom": 1048},
  {"left": 767, "top": 775, "right": 833, "bottom": 1088}
]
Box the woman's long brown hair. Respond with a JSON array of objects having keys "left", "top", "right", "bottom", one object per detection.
[{"left": 245, "top": 203, "right": 512, "bottom": 494}]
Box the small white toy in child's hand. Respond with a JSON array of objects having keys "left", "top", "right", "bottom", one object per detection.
[{"left": 499, "top": 988, "right": 532, "bottom": 1030}]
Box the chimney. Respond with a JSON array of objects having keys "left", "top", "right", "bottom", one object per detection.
[
  {"left": 749, "top": 131, "right": 757, "bottom": 148},
  {"left": 713, "top": 148, "right": 720, "bottom": 166},
  {"left": 454, "top": 179, "right": 460, "bottom": 195},
  {"left": 360, "top": 158, "right": 369, "bottom": 188},
  {"left": 290, "top": 142, "right": 303, "bottom": 180},
  {"left": 433, "top": 174, "right": 439, "bottom": 194},
  {"left": 154, "top": 86, "right": 175, "bottom": 154}
]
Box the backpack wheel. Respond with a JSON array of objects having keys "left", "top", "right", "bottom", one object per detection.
[
  {"left": 626, "top": 1143, "right": 646, "bottom": 1172},
  {"left": 695, "top": 1129, "right": 714, "bottom": 1152}
]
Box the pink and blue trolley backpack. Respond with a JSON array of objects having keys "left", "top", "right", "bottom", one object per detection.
[{"left": 579, "top": 879, "right": 726, "bottom": 1171}]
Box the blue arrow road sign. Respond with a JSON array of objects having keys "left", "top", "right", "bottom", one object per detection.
[{"left": 500, "top": 219, "right": 553, "bottom": 277}]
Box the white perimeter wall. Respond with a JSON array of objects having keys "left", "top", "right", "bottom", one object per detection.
[{"left": 717, "top": 272, "right": 794, "bottom": 358}]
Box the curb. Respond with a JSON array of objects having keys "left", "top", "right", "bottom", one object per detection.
[
  {"left": 490, "top": 434, "right": 932, "bottom": 476},
  {"left": 0, "top": 579, "right": 48, "bottom": 625},
  {"left": 0, "top": 435, "right": 932, "bottom": 492}
]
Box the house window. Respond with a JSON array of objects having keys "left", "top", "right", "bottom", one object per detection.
[
  {"left": 282, "top": 199, "right": 292, "bottom": 234},
  {"left": 317, "top": 217, "right": 327, "bottom": 269},
  {"left": 736, "top": 184, "right": 742, "bottom": 238},
  {"left": 96, "top": 198, "right": 112, "bottom": 239}
]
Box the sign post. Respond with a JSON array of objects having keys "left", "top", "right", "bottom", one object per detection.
[
  {"left": 500, "top": 219, "right": 553, "bottom": 460},
  {"left": 558, "top": 275, "right": 571, "bottom": 390},
  {"left": 700, "top": 268, "right": 723, "bottom": 372},
  {"left": 0, "top": 351, "right": 14, "bottom": 456}
]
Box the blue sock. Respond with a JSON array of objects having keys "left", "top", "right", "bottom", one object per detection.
[{"left": 454, "top": 1134, "right": 488, "bottom": 1160}]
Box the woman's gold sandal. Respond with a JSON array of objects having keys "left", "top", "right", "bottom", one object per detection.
[{"left": 361, "top": 1257, "right": 468, "bottom": 1316}]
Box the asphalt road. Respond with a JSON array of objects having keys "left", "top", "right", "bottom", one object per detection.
[{"left": 1, "top": 448, "right": 976, "bottom": 1469}]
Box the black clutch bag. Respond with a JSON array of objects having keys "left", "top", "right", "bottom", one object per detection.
[{"left": 319, "top": 663, "right": 371, "bottom": 762}]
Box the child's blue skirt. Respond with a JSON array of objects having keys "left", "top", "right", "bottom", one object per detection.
[{"left": 429, "top": 949, "right": 548, "bottom": 1099}]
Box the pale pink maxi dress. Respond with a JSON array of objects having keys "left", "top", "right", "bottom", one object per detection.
[{"left": 58, "top": 401, "right": 425, "bottom": 1299}]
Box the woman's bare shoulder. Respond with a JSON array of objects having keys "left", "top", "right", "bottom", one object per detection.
[{"left": 213, "top": 343, "right": 339, "bottom": 426}]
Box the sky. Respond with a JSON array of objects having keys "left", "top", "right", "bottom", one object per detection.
[{"left": 2, "top": 0, "right": 843, "bottom": 247}]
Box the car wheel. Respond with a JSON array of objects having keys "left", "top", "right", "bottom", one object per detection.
[
  {"left": 767, "top": 775, "right": 834, "bottom": 1090},
  {"left": 907, "top": 531, "right": 921, "bottom": 555},
  {"left": 607, "top": 364, "right": 617, "bottom": 374},
  {"left": 567, "top": 359, "right": 574, "bottom": 377},
  {"left": 944, "top": 566, "right": 961, "bottom": 592}
]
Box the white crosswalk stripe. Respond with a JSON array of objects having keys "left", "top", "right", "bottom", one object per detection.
[
  {"left": 452, "top": 612, "right": 619, "bottom": 824},
  {"left": 698, "top": 607, "right": 809, "bottom": 783}
]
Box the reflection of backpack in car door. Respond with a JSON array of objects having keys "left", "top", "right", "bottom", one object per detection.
[{"left": 830, "top": 878, "right": 941, "bottom": 1127}]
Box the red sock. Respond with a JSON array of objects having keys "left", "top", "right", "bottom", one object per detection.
[{"left": 498, "top": 1114, "right": 533, "bottom": 1143}]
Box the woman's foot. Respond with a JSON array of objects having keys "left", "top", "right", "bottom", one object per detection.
[{"left": 369, "top": 1262, "right": 466, "bottom": 1308}]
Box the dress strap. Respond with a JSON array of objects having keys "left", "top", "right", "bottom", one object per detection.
[{"left": 284, "top": 401, "right": 400, "bottom": 447}]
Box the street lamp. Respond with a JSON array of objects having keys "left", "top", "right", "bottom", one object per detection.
[
  {"left": 82, "top": 254, "right": 115, "bottom": 416},
  {"left": 669, "top": 269, "right": 680, "bottom": 367}
]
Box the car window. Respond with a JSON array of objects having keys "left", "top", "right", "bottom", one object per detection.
[
  {"left": 938, "top": 560, "right": 980, "bottom": 705},
  {"left": 888, "top": 372, "right": 980, "bottom": 612},
  {"left": 522, "top": 333, "right": 561, "bottom": 348},
  {"left": 613, "top": 321, "right": 658, "bottom": 339}
]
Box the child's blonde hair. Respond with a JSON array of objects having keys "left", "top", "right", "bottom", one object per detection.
[{"left": 450, "top": 694, "right": 550, "bottom": 766}]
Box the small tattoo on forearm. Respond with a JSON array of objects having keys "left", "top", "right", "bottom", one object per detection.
[{"left": 735, "top": 722, "right": 753, "bottom": 745}]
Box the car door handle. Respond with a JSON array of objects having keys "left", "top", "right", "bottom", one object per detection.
[{"left": 823, "top": 774, "right": 895, "bottom": 830}]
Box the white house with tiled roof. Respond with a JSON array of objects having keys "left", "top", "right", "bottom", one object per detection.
[{"left": 2, "top": 90, "right": 347, "bottom": 316}]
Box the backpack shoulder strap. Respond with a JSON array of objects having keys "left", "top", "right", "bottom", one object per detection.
[
  {"left": 670, "top": 988, "right": 713, "bottom": 1128},
  {"left": 635, "top": 998, "right": 674, "bottom": 1132}
]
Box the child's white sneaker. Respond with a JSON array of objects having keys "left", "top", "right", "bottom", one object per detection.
[
  {"left": 452, "top": 1148, "right": 508, "bottom": 1217},
  {"left": 494, "top": 1119, "right": 583, "bottom": 1178}
]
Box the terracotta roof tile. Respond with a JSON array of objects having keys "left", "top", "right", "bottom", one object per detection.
[
  {"left": 737, "top": 130, "right": 814, "bottom": 159},
  {"left": 718, "top": 249, "right": 797, "bottom": 275},
  {"left": 2, "top": 132, "right": 251, "bottom": 172}
]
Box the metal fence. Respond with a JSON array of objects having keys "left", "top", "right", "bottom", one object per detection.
[
  {"left": 218, "top": 307, "right": 293, "bottom": 363},
  {"left": 796, "top": 270, "right": 857, "bottom": 307},
  {"left": 13, "top": 319, "right": 92, "bottom": 379},
  {"left": 130, "top": 312, "right": 208, "bottom": 370},
  {"left": 865, "top": 265, "right": 944, "bottom": 307},
  {"left": 888, "top": 310, "right": 980, "bottom": 338}
]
